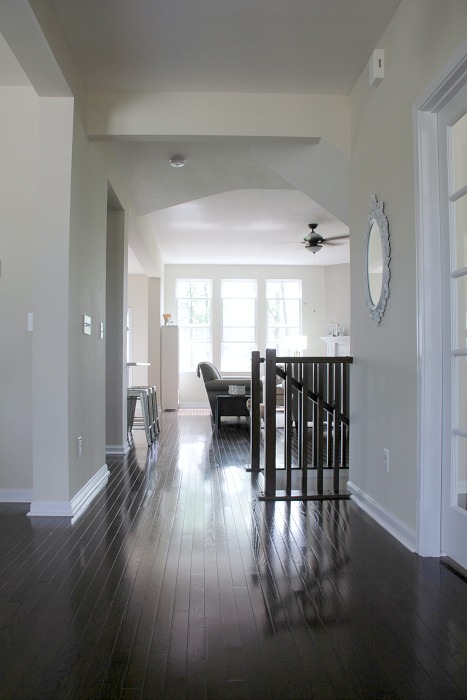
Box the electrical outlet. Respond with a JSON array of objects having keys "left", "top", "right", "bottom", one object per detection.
[
  {"left": 383, "top": 448, "right": 389, "bottom": 473},
  {"left": 77, "top": 436, "right": 83, "bottom": 458}
]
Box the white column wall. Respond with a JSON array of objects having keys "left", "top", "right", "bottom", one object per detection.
[
  {"left": 127, "top": 274, "right": 149, "bottom": 386},
  {"left": 148, "top": 277, "right": 162, "bottom": 392},
  {"left": 127, "top": 274, "right": 162, "bottom": 392},
  {"left": 105, "top": 211, "right": 128, "bottom": 452},
  {"left": 67, "top": 113, "right": 108, "bottom": 498},
  {"left": 31, "top": 96, "right": 74, "bottom": 506},
  {"left": 0, "top": 87, "right": 37, "bottom": 495}
]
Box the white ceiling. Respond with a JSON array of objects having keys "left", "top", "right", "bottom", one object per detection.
[
  {"left": 48, "top": 0, "right": 401, "bottom": 95},
  {"left": 150, "top": 189, "right": 351, "bottom": 266},
  {"left": 1, "top": 1, "right": 401, "bottom": 270},
  {"left": 110, "top": 136, "right": 351, "bottom": 266}
]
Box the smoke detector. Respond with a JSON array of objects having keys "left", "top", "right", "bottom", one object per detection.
[{"left": 170, "top": 156, "right": 186, "bottom": 168}]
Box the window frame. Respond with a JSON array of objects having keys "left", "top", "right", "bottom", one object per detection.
[
  {"left": 265, "top": 279, "right": 302, "bottom": 353},
  {"left": 220, "top": 278, "right": 258, "bottom": 372},
  {"left": 176, "top": 278, "right": 212, "bottom": 372}
]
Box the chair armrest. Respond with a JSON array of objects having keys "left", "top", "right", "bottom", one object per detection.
[{"left": 204, "top": 379, "right": 250, "bottom": 393}]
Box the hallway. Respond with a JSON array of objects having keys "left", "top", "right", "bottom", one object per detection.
[{"left": 1, "top": 412, "right": 467, "bottom": 699}]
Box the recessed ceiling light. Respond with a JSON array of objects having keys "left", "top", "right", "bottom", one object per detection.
[{"left": 170, "top": 156, "right": 186, "bottom": 168}]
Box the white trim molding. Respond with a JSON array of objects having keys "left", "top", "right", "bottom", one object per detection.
[
  {"left": 179, "top": 403, "right": 210, "bottom": 409},
  {"left": 27, "top": 500, "right": 74, "bottom": 518},
  {"left": 28, "top": 464, "right": 109, "bottom": 519},
  {"left": 347, "top": 481, "right": 417, "bottom": 552},
  {"left": 106, "top": 443, "right": 130, "bottom": 455},
  {"left": 0, "top": 489, "right": 33, "bottom": 503},
  {"left": 413, "top": 39, "right": 467, "bottom": 557}
]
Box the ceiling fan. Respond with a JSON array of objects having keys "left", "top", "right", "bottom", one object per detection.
[{"left": 302, "top": 223, "right": 349, "bottom": 253}]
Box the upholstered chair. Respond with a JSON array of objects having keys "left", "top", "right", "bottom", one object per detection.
[{"left": 197, "top": 361, "right": 252, "bottom": 417}]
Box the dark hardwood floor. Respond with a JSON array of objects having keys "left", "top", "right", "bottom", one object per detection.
[{"left": 1, "top": 411, "right": 467, "bottom": 699}]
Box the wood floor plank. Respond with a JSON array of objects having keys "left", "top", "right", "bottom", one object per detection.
[{"left": 2, "top": 414, "right": 467, "bottom": 699}]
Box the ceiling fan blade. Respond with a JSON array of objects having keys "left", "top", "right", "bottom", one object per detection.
[
  {"left": 322, "top": 234, "right": 350, "bottom": 242},
  {"left": 321, "top": 236, "right": 346, "bottom": 245}
]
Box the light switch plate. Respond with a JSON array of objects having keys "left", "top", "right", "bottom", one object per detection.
[
  {"left": 383, "top": 448, "right": 390, "bottom": 472},
  {"left": 83, "top": 314, "right": 92, "bottom": 335},
  {"left": 369, "top": 49, "right": 384, "bottom": 87}
]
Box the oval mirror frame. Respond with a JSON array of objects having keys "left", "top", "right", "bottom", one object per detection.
[{"left": 364, "top": 194, "right": 390, "bottom": 325}]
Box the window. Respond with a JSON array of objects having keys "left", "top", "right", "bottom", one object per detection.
[
  {"left": 176, "top": 279, "right": 212, "bottom": 371},
  {"left": 266, "top": 280, "right": 301, "bottom": 352},
  {"left": 221, "top": 279, "right": 257, "bottom": 371}
]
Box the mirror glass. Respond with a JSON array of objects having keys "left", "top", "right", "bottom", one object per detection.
[
  {"left": 364, "top": 195, "right": 390, "bottom": 325},
  {"left": 367, "top": 221, "right": 383, "bottom": 307}
]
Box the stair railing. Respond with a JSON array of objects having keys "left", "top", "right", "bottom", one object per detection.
[{"left": 250, "top": 348, "right": 353, "bottom": 500}]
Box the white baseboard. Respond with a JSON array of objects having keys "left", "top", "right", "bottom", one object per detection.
[
  {"left": 106, "top": 443, "right": 130, "bottom": 455},
  {"left": 179, "top": 402, "right": 210, "bottom": 409},
  {"left": 27, "top": 500, "right": 74, "bottom": 517},
  {"left": 347, "top": 480, "right": 417, "bottom": 552},
  {"left": 70, "top": 464, "right": 109, "bottom": 520},
  {"left": 28, "top": 464, "right": 109, "bottom": 519},
  {"left": 0, "top": 489, "right": 33, "bottom": 503}
]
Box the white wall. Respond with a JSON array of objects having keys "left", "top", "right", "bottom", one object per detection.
[
  {"left": 66, "top": 117, "right": 157, "bottom": 494},
  {"left": 7, "top": 0, "right": 464, "bottom": 536},
  {"left": 87, "top": 92, "right": 350, "bottom": 154},
  {"left": 0, "top": 80, "right": 162, "bottom": 507},
  {"left": 104, "top": 209, "right": 127, "bottom": 455},
  {"left": 127, "top": 275, "right": 149, "bottom": 386},
  {"left": 0, "top": 87, "right": 37, "bottom": 493},
  {"left": 32, "top": 95, "right": 74, "bottom": 505},
  {"left": 127, "top": 274, "right": 162, "bottom": 393},
  {"left": 325, "top": 264, "right": 350, "bottom": 337},
  {"left": 148, "top": 277, "right": 162, "bottom": 392},
  {"left": 67, "top": 110, "right": 108, "bottom": 496},
  {"left": 348, "top": 0, "right": 467, "bottom": 536}
]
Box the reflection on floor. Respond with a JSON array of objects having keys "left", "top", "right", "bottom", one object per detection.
[{"left": 1, "top": 411, "right": 467, "bottom": 699}]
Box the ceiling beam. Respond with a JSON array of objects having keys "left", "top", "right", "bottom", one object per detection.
[{"left": 86, "top": 91, "right": 350, "bottom": 155}]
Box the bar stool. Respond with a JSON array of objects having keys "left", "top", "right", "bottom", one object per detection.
[
  {"left": 133, "top": 385, "right": 160, "bottom": 439},
  {"left": 127, "top": 385, "right": 160, "bottom": 444},
  {"left": 127, "top": 387, "right": 152, "bottom": 445}
]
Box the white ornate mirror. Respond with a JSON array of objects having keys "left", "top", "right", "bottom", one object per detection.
[{"left": 364, "top": 195, "right": 390, "bottom": 325}]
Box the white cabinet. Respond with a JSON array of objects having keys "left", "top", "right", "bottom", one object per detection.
[
  {"left": 161, "top": 325, "right": 179, "bottom": 410},
  {"left": 320, "top": 335, "right": 351, "bottom": 357}
]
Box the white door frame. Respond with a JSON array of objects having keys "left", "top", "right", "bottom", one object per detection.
[{"left": 415, "top": 39, "right": 467, "bottom": 557}]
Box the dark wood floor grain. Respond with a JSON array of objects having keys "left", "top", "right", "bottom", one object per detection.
[{"left": 1, "top": 413, "right": 467, "bottom": 699}]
